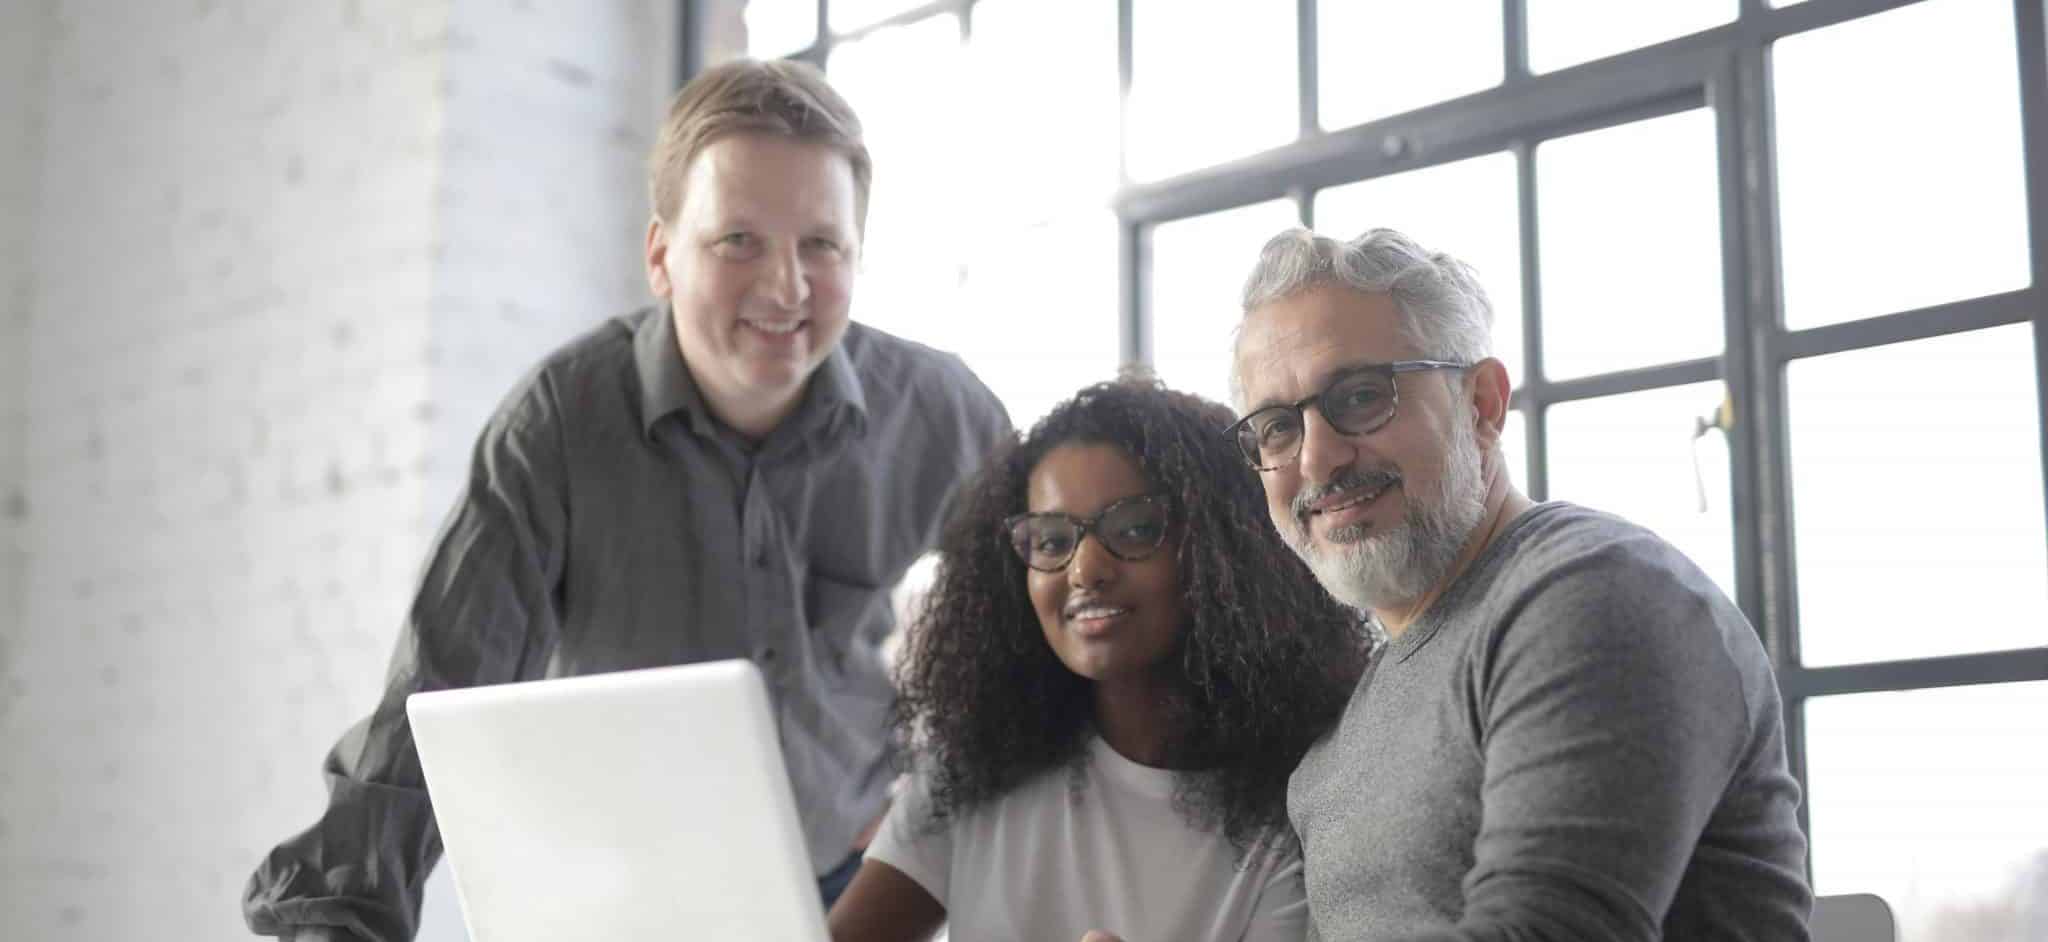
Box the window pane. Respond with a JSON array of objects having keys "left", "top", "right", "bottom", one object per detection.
[
  {"left": 1526, "top": 0, "right": 1736, "bottom": 74},
  {"left": 1317, "top": 0, "right": 1502, "bottom": 130},
  {"left": 1537, "top": 110, "right": 1723, "bottom": 379},
  {"left": 967, "top": 0, "right": 1119, "bottom": 223},
  {"left": 831, "top": 0, "right": 929, "bottom": 35},
  {"left": 1128, "top": 0, "right": 1297, "bottom": 183},
  {"left": 1773, "top": 0, "right": 2030, "bottom": 329},
  {"left": 831, "top": 17, "right": 970, "bottom": 352},
  {"left": 1150, "top": 199, "right": 1301, "bottom": 408},
  {"left": 1545, "top": 382, "right": 1736, "bottom": 596},
  {"left": 958, "top": 212, "right": 1121, "bottom": 428},
  {"left": 744, "top": 0, "right": 817, "bottom": 57},
  {"left": 1807, "top": 682, "right": 2048, "bottom": 942},
  {"left": 1788, "top": 325, "right": 2047, "bottom": 666},
  {"left": 1315, "top": 152, "right": 1524, "bottom": 387}
]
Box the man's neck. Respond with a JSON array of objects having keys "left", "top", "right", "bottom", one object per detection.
[
  {"left": 1374, "top": 469, "right": 1534, "bottom": 640},
  {"left": 672, "top": 330, "right": 807, "bottom": 442},
  {"left": 703, "top": 386, "right": 803, "bottom": 443}
]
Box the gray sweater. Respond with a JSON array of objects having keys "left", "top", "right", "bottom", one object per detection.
[{"left": 1289, "top": 503, "right": 1810, "bottom": 941}]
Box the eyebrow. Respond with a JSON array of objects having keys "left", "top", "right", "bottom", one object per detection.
[
  {"left": 1024, "top": 491, "right": 1158, "bottom": 517},
  {"left": 700, "top": 215, "right": 850, "bottom": 239},
  {"left": 699, "top": 213, "right": 755, "bottom": 233},
  {"left": 1245, "top": 359, "right": 1382, "bottom": 414}
]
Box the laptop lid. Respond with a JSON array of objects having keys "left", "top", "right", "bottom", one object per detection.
[{"left": 407, "top": 660, "right": 828, "bottom": 942}]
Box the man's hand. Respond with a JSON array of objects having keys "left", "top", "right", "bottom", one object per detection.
[{"left": 1080, "top": 931, "right": 1125, "bottom": 942}]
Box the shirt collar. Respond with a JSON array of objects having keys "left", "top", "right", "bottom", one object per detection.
[
  {"left": 634, "top": 305, "right": 707, "bottom": 440},
  {"left": 633, "top": 305, "right": 869, "bottom": 443}
]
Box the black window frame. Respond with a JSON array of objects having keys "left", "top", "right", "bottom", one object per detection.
[{"left": 683, "top": 0, "right": 2048, "bottom": 862}]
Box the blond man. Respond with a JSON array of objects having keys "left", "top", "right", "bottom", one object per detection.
[{"left": 243, "top": 60, "right": 1009, "bottom": 942}]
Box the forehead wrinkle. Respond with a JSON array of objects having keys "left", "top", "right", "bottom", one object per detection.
[
  {"left": 1238, "top": 313, "right": 1355, "bottom": 409},
  {"left": 689, "top": 137, "right": 855, "bottom": 229}
]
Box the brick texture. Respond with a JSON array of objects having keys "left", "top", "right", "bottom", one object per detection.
[{"left": 1, "top": 2, "right": 669, "bottom": 938}]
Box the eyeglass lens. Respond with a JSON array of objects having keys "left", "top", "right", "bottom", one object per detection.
[
  {"left": 1008, "top": 498, "right": 1170, "bottom": 571},
  {"left": 1240, "top": 370, "right": 1399, "bottom": 468}
]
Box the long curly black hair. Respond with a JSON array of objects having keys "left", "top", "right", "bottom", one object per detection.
[{"left": 893, "top": 378, "right": 1370, "bottom": 853}]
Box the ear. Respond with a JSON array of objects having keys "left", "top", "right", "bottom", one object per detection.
[
  {"left": 644, "top": 215, "right": 673, "bottom": 299},
  {"left": 1465, "top": 356, "right": 1512, "bottom": 450}
]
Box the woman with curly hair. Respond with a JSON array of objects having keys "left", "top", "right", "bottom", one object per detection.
[{"left": 826, "top": 379, "right": 1371, "bottom": 942}]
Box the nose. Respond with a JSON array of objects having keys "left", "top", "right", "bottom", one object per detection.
[
  {"left": 1067, "top": 533, "right": 1118, "bottom": 589},
  {"left": 761, "top": 241, "right": 810, "bottom": 310},
  {"left": 1295, "top": 407, "right": 1360, "bottom": 487}
]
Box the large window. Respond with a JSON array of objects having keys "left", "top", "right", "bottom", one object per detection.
[
  {"left": 693, "top": 1, "right": 2048, "bottom": 936},
  {"left": 720, "top": 0, "right": 1123, "bottom": 430}
]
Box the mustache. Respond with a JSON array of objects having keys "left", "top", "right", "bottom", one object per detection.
[{"left": 1292, "top": 466, "right": 1401, "bottom": 526}]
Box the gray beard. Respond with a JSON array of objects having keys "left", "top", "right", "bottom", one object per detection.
[{"left": 1282, "top": 418, "right": 1490, "bottom": 613}]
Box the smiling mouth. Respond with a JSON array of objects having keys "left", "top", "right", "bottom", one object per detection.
[
  {"left": 1309, "top": 480, "right": 1394, "bottom": 518},
  {"left": 1066, "top": 604, "right": 1131, "bottom": 620},
  {"left": 742, "top": 317, "right": 807, "bottom": 336},
  {"left": 1063, "top": 604, "right": 1132, "bottom": 634}
]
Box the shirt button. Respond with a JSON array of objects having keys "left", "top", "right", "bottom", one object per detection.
[
  {"left": 753, "top": 550, "right": 770, "bottom": 569},
  {"left": 757, "top": 646, "right": 779, "bottom": 664}
]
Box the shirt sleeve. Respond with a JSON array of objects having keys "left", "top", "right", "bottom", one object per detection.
[
  {"left": 242, "top": 375, "right": 571, "bottom": 942},
  {"left": 1414, "top": 539, "right": 1763, "bottom": 942},
  {"left": 862, "top": 771, "right": 955, "bottom": 905},
  {"left": 949, "top": 349, "right": 1015, "bottom": 452},
  {"left": 927, "top": 351, "right": 1013, "bottom": 535},
  {"left": 1240, "top": 844, "right": 1310, "bottom": 942}
]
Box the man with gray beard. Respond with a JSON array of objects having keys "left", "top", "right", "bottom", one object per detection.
[{"left": 1224, "top": 228, "right": 1811, "bottom": 941}]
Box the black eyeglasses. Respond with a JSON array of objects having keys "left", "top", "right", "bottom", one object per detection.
[
  {"left": 1003, "top": 493, "right": 1174, "bottom": 573},
  {"left": 1226, "top": 360, "right": 1469, "bottom": 471}
]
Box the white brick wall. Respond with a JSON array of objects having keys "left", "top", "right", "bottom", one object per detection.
[
  {"left": 2, "top": 2, "right": 669, "bottom": 939},
  {"left": 1, "top": 0, "right": 45, "bottom": 687},
  {"left": 425, "top": 0, "right": 669, "bottom": 515},
  {"left": 0, "top": 2, "right": 49, "bottom": 932}
]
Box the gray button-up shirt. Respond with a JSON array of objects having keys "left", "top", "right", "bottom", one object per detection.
[{"left": 244, "top": 307, "right": 1011, "bottom": 942}]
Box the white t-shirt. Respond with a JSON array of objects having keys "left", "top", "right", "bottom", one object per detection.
[{"left": 866, "top": 736, "right": 1308, "bottom": 942}]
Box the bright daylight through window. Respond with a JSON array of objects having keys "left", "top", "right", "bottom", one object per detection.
[{"left": 726, "top": 0, "right": 2048, "bottom": 937}]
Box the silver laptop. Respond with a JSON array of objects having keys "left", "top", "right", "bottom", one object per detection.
[{"left": 407, "top": 660, "right": 829, "bottom": 941}]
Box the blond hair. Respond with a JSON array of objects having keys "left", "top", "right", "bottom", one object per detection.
[{"left": 647, "top": 58, "right": 872, "bottom": 228}]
